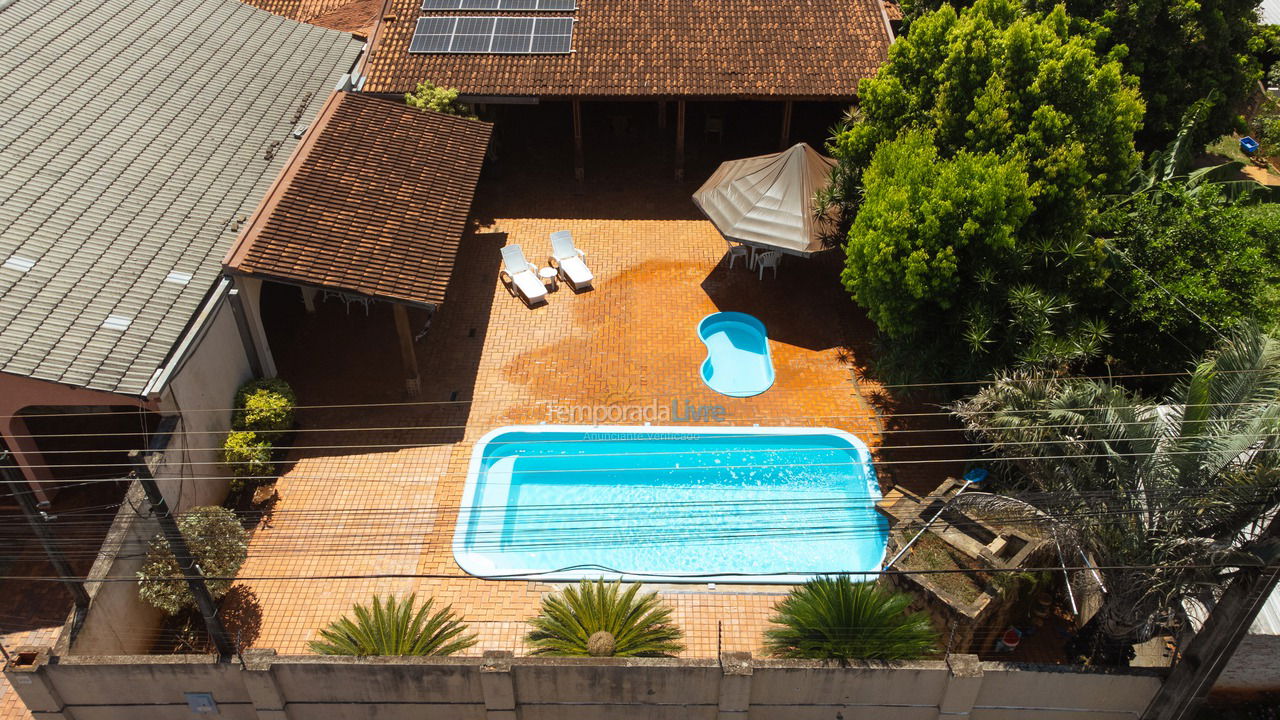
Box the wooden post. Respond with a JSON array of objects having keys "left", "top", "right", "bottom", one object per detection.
[
  {"left": 572, "top": 99, "right": 584, "bottom": 182},
  {"left": 657, "top": 100, "right": 667, "bottom": 130},
  {"left": 779, "top": 100, "right": 793, "bottom": 150},
  {"left": 392, "top": 304, "right": 421, "bottom": 398},
  {"left": 1141, "top": 513, "right": 1280, "bottom": 720},
  {"left": 675, "top": 100, "right": 686, "bottom": 181}
]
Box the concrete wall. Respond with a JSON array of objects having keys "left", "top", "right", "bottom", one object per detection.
[
  {"left": 1213, "top": 634, "right": 1280, "bottom": 696},
  {"left": 154, "top": 295, "right": 255, "bottom": 511},
  {"left": 63, "top": 298, "right": 254, "bottom": 657},
  {"left": 5, "top": 651, "right": 1164, "bottom": 720}
]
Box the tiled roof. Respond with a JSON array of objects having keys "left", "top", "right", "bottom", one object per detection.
[
  {"left": 239, "top": 0, "right": 356, "bottom": 19},
  {"left": 0, "top": 0, "right": 363, "bottom": 396},
  {"left": 236, "top": 0, "right": 382, "bottom": 34},
  {"left": 225, "top": 92, "right": 492, "bottom": 307},
  {"left": 361, "top": 0, "right": 893, "bottom": 98}
]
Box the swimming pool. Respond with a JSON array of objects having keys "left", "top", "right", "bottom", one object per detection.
[
  {"left": 453, "top": 425, "right": 887, "bottom": 583},
  {"left": 698, "top": 312, "right": 775, "bottom": 397}
]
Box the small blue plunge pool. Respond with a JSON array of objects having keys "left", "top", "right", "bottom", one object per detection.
[
  {"left": 699, "top": 312, "right": 775, "bottom": 397},
  {"left": 453, "top": 425, "right": 887, "bottom": 583}
]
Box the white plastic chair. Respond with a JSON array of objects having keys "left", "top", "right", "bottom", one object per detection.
[
  {"left": 756, "top": 251, "right": 781, "bottom": 280},
  {"left": 500, "top": 244, "right": 548, "bottom": 306},
  {"left": 725, "top": 239, "right": 751, "bottom": 270},
  {"left": 548, "top": 230, "right": 594, "bottom": 291}
]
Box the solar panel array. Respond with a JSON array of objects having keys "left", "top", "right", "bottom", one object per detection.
[
  {"left": 422, "top": 0, "right": 575, "bottom": 10},
  {"left": 409, "top": 16, "right": 574, "bottom": 54}
]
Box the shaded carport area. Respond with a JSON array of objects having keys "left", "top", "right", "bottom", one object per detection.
[{"left": 224, "top": 90, "right": 494, "bottom": 401}]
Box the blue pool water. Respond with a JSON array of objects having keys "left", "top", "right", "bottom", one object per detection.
[
  {"left": 453, "top": 426, "right": 887, "bottom": 583},
  {"left": 698, "top": 312, "right": 775, "bottom": 397}
]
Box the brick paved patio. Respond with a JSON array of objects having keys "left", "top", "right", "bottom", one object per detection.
[{"left": 230, "top": 159, "right": 957, "bottom": 659}]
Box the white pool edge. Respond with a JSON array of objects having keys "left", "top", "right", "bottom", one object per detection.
[{"left": 452, "top": 424, "right": 887, "bottom": 584}]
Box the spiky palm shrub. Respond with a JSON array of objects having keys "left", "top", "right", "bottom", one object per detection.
[
  {"left": 526, "top": 579, "right": 684, "bottom": 657},
  {"left": 765, "top": 576, "right": 938, "bottom": 661},
  {"left": 953, "top": 322, "right": 1280, "bottom": 664},
  {"left": 309, "top": 595, "right": 476, "bottom": 656}
]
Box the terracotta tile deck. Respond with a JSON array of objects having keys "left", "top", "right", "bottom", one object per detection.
[{"left": 233, "top": 167, "right": 958, "bottom": 659}]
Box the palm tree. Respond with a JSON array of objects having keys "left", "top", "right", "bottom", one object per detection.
[
  {"left": 765, "top": 576, "right": 938, "bottom": 661},
  {"left": 953, "top": 322, "right": 1280, "bottom": 664},
  {"left": 309, "top": 594, "right": 476, "bottom": 656},
  {"left": 526, "top": 579, "right": 684, "bottom": 657}
]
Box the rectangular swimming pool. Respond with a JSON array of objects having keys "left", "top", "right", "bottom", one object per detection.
[{"left": 453, "top": 425, "right": 887, "bottom": 583}]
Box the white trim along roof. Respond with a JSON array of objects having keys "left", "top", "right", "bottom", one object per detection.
[{"left": 0, "top": 0, "right": 362, "bottom": 396}]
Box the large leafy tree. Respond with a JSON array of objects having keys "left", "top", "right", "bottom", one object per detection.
[
  {"left": 526, "top": 580, "right": 684, "bottom": 657},
  {"left": 953, "top": 324, "right": 1280, "bottom": 664},
  {"left": 843, "top": 131, "right": 1032, "bottom": 339},
  {"left": 1031, "top": 0, "right": 1260, "bottom": 146},
  {"left": 1100, "top": 185, "right": 1280, "bottom": 368},
  {"left": 765, "top": 577, "right": 939, "bottom": 660},
  {"left": 833, "top": 0, "right": 1143, "bottom": 234},
  {"left": 901, "top": 0, "right": 1261, "bottom": 147},
  {"left": 309, "top": 595, "right": 476, "bottom": 656},
  {"left": 832, "top": 0, "right": 1141, "bottom": 376}
]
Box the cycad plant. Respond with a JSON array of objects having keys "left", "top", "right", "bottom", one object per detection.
[
  {"left": 308, "top": 594, "right": 476, "bottom": 656},
  {"left": 765, "top": 576, "right": 938, "bottom": 661},
  {"left": 526, "top": 579, "right": 684, "bottom": 657},
  {"left": 954, "top": 322, "right": 1280, "bottom": 664}
]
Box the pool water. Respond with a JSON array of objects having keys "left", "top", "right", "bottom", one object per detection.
[
  {"left": 698, "top": 312, "right": 775, "bottom": 397},
  {"left": 453, "top": 426, "right": 887, "bottom": 583}
]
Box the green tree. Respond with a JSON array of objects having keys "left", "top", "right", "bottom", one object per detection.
[
  {"left": 953, "top": 323, "right": 1280, "bottom": 664},
  {"left": 405, "top": 81, "right": 475, "bottom": 118},
  {"left": 765, "top": 577, "right": 939, "bottom": 660},
  {"left": 831, "top": 0, "right": 1141, "bottom": 377},
  {"left": 1100, "top": 185, "right": 1280, "bottom": 368},
  {"left": 832, "top": 0, "right": 1143, "bottom": 238},
  {"left": 137, "top": 506, "right": 248, "bottom": 615},
  {"left": 526, "top": 579, "right": 684, "bottom": 657},
  {"left": 309, "top": 595, "right": 476, "bottom": 656},
  {"left": 901, "top": 0, "right": 1260, "bottom": 147},
  {"left": 842, "top": 131, "right": 1108, "bottom": 376}
]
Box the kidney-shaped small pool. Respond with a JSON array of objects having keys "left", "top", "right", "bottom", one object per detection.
[{"left": 453, "top": 425, "right": 887, "bottom": 583}]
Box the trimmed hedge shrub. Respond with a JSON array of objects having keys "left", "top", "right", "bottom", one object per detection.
[
  {"left": 137, "top": 506, "right": 248, "bottom": 615},
  {"left": 222, "top": 430, "right": 273, "bottom": 481},
  {"left": 233, "top": 377, "right": 296, "bottom": 433}
]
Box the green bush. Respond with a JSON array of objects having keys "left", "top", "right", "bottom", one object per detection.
[
  {"left": 137, "top": 506, "right": 248, "bottom": 615},
  {"left": 405, "top": 81, "right": 475, "bottom": 118},
  {"left": 1101, "top": 184, "right": 1280, "bottom": 367},
  {"left": 309, "top": 595, "right": 476, "bottom": 656},
  {"left": 233, "top": 377, "right": 296, "bottom": 433},
  {"left": 526, "top": 579, "right": 684, "bottom": 657},
  {"left": 765, "top": 577, "right": 939, "bottom": 660},
  {"left": 222, "top": 430, "right": 273, "bottom": 482}
]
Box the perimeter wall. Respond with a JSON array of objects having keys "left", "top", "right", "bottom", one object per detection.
[{"left": 4, "top": 650, "right": 1164, "bottom": 720}]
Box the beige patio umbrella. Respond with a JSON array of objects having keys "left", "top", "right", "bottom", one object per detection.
[{"left": 692, "top": 142, "right": 838, "bottom": 257}]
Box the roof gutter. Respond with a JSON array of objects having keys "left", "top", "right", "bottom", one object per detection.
[{"left": 141, "top": 276, "right": 232, "bottom": 399}]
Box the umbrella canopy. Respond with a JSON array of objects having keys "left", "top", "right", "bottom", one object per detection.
[{"left": 692, "top": 142, "right": 838, "bottom": 257}]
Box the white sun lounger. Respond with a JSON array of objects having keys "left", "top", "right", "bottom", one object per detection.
[
  {"left": 500, "top": 244, "right": 547, "bottom": 306},
  {"left": 549, "top": 230, "right": 594, "bottom": 291}
]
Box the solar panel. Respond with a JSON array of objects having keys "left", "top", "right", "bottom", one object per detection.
[
  {"left": 421, "top": 0, "right": 576, "bottom": 10},
  {"left": 409, "top": 16, "right": 574, "bottom": 53}
]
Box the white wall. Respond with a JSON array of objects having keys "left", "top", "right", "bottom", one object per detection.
[{"left": 66, "top": 296, "right": 254, "bottom": 656}]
